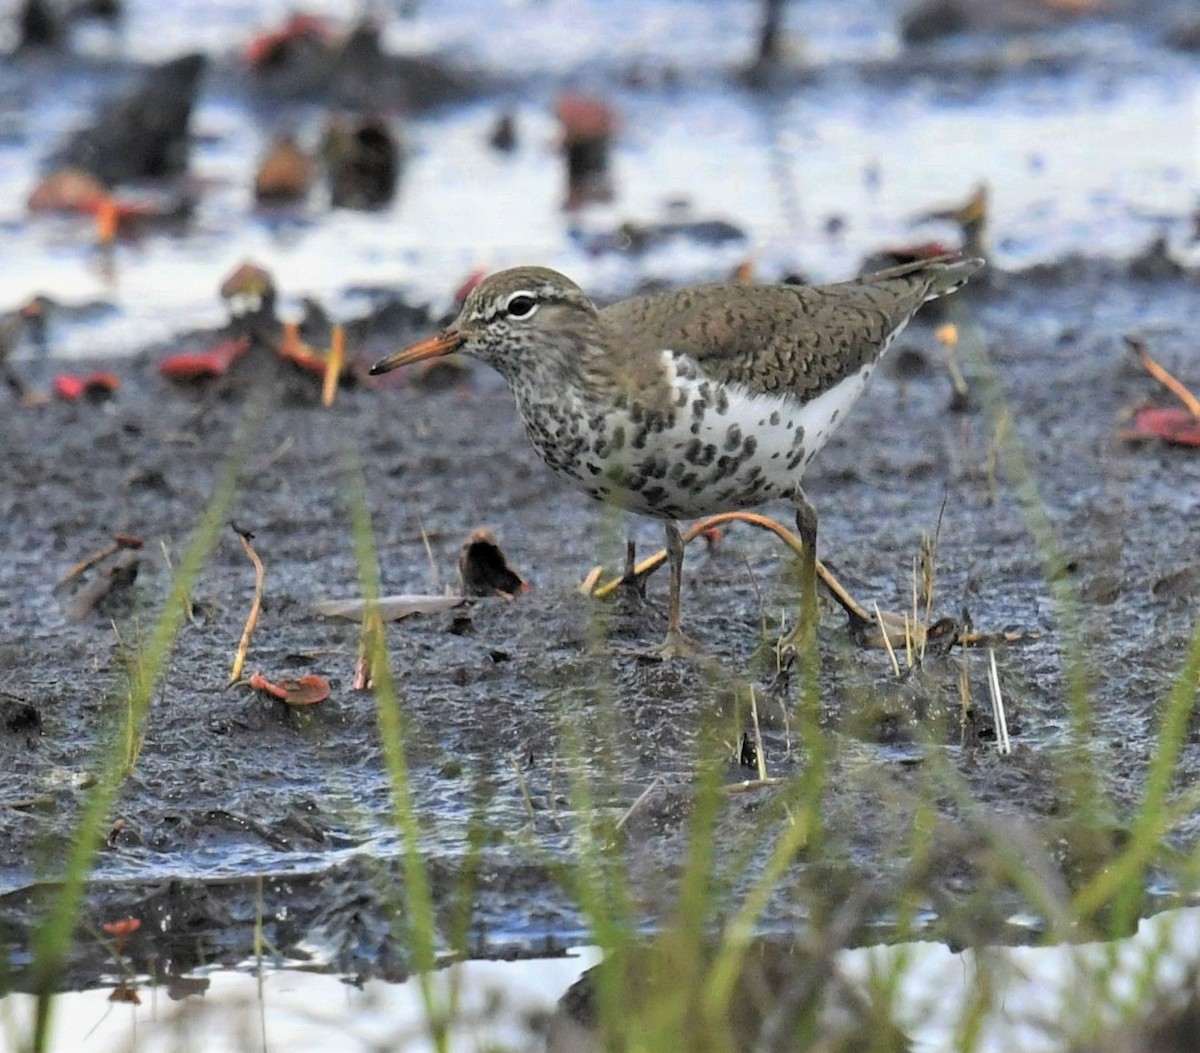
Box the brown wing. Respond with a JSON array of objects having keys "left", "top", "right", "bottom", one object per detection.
[{"left": 599, "top": 257, "right": 976, "bottom": 400}]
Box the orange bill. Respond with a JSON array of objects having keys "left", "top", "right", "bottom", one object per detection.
[{"left": 370, "top": 329, "right": 465, "bottom": 375}]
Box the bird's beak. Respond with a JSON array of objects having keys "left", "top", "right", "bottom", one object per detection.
[{"left": 369, "top": 328, "right": 466, "bottom": 375}]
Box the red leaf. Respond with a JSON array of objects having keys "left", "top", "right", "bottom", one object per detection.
[
  {"left": 53, "top": 372, "right": 116, "bottom": 401},
  {"left": 102, "top": 917, "right": 141, "bottom": 938},
  {"left": 282, "top": 675, "right": 331, "bottom": 707},
  {"left": 1128, "top": 406, "right": 1200, "bottom": 447},
  {"left": 52, "top": 374, "right": 85, "bottom": 401},
  {"left": 245, "top": 14, "right": 331, "bottom": 67},
  {"left": 159, "top": 336, "right": 250, "bottom": 381},
  {"left": 249, "top": 672, "right": 330, "bottom": 706}
]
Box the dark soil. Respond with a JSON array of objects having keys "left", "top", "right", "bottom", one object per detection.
[{"left": 1, "top": 260, "right": 1198, "bottom": 990}]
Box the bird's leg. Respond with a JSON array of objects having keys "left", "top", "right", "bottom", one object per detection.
[
  {"left": 655, "top": 520, "right": 699, "bottom": 659},
  {"left": 779, "top": 487, "right": 820, "bottom": 655}
]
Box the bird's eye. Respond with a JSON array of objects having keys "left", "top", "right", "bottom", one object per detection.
[{"left": 505, "top": 294, "right": 537, "bottom": 318}]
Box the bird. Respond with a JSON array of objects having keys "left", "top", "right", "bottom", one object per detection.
[{"left": 370, "top": 255, "right": 984, "bottom": 658}]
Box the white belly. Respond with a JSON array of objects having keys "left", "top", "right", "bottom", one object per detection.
[{"left": 516, "top": 353, "right": 879, "bottom": 521}]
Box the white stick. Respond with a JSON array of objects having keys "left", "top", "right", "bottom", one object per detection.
[{"left": 987, "top": 647, "right": 1011, "bottom": 755}]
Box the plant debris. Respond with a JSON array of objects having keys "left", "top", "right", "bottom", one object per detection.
[
  {"left": 247, "top": 672, "right": 331, "bottom": 707},
  {"left": 458, "top": 528, "right": 530, "bottom": 598},
  {"left": 313, "top": 595, "right": 467, "bottom": 621},
  {"left": 158, "top": 335, "right": 250, "bottom": 382},
  {"left": 51, "top": 371, "right": 120, "bottom": 401},
  {"left": 1120, "top": 336, "right": 1200, "bottom": 447},
  {"left": 63, "top": 550, "right": 140, "bottom": 622},
  {"left": 229, "top": 523, "right": 265, "bottom": 685},
  {"left": 57, "top": 533, "right": 143, "bottom": 589}
]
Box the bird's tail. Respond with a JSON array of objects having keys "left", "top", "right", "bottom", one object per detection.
[{"left": 868, "top": 254, "right": 986, "bottom": 301}]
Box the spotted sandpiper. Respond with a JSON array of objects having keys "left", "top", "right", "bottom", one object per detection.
[{"left": 371, "top": 255, "right": 983, "bottom": 658}]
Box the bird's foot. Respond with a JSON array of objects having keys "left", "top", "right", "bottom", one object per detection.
[
  {"left": 614, "top": 628, "right": 702, "bottom": 662},
  {"left": 770, "top": 610, "right": 820, "bottom": 689},
  {"left": 653, "top": 628, "right": 703, "bottom": 661}
]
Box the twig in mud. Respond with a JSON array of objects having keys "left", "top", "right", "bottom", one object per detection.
[
  {"left": 64, "top": 551, "right": 140, "bottom": 621},
  {"left": 922, "top": 495, "right": 947, "bottom": 627},
  {"left": 229, "top": 523, "right": 265, "bottom": 686},
  {"left": 958, "top": 650, "right": 973, "bottom": 747},
  {"left": 321, "top": 324, "right": 345, "bottom": 408},
  {"left": 586, "top": 511, "right": 870, "bottom": 624},
  {"left": 748, "top": 686, "right": 767, "bottom": 783},
  {"left": 960, "top": 627, "right": 1039, "bottom": 647},
  {"left": 875, "top": 601, "right": 902, "bottom": 678},
  {"left": 725, "top": 776, "right": 784, "bottom": 794},
  {"left": 582, "top": 509, "right": 1039, "bottom": 655},
  {"left": 278, "top": 321, "right": 326, "bottom": 374},
  {"left": 417, "top": 513, "right": 440, "bottom": 594},
  {"left": 738, "top": 551, "right": 769, "bottom": 642},
  {"left": 549, "top": 756, "right": 560, "bottom": 821},
  {"left": 253, "top": 435, "right": 296, "bottom": 473},
  {"left": 511, "top": 757, "right": 537, "bottom": 821},
  {"left": 910, "top": 555, "right": 921, "bottom": 665},
  {"left": 1125, "top": 336, "right": 1200, "bottom": 417},
  {"left": 57, "top": 532, "right": 143, "bottom": 589},
  {"left": 354, "top": 607, "right": 383, "bottom": 691},
  {"left": 986, "top": 647, "right": 1011, "bottom": 755},
  {"left": 578, "top": 565, "right": 603, "bottom": 595},
  {"left": 615, "top": 776, "right": 663, "bottom": 832}
]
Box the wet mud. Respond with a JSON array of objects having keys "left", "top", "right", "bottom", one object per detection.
[{"left": 1, "top": 258, "right": 1197, "bottom": 989}]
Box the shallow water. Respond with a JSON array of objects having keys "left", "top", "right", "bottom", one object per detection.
[
  {"left": 0, "top": 4, "right": 1195, "bottom": 357},
  {"left": 13, "top": 908, "right": 1200, "bottom": 1052}
]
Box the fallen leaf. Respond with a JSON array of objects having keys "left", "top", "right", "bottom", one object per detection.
[
  {"left": 458, "top": 528, "right": 530, "bottom": 598},
  {"left": 53, "top": 372, "right": 120, "bottom": 401},
  {"left": 52, "top": 374, "right": 84, "bottom": 401},
  {"left": 1122, "top": 406, "right": 1200, "bottom": 447},
  {"left": 159, "top": 335, "right": 250, "bottom": 381},
  {"left": 64, "top": 551, "right": 140, "bottom": 621},
  {"left": 109, "top": 983, "right": 141, "bottom": 1004},
  {"left": 245, "top": 13, "right": 331, "bottom": 67},
  {"left": 281, "top": 674, "right": 330, "bottom": 707},
  {"left": 312, "top": 594, "right": 466, "bottom": 621},
  {"left": 101, "top": 917, "right": 141, "bottom": 939},
  {"left": 101, "top": 916, "right": 142, "bottom": 959},
  {"left": 247, "top": 671, "right": 329, "bottom": 706}
]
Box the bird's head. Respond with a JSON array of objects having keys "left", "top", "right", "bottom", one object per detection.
[{"left": 370, "top": 267, "right": 599, "bottom": 381}]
